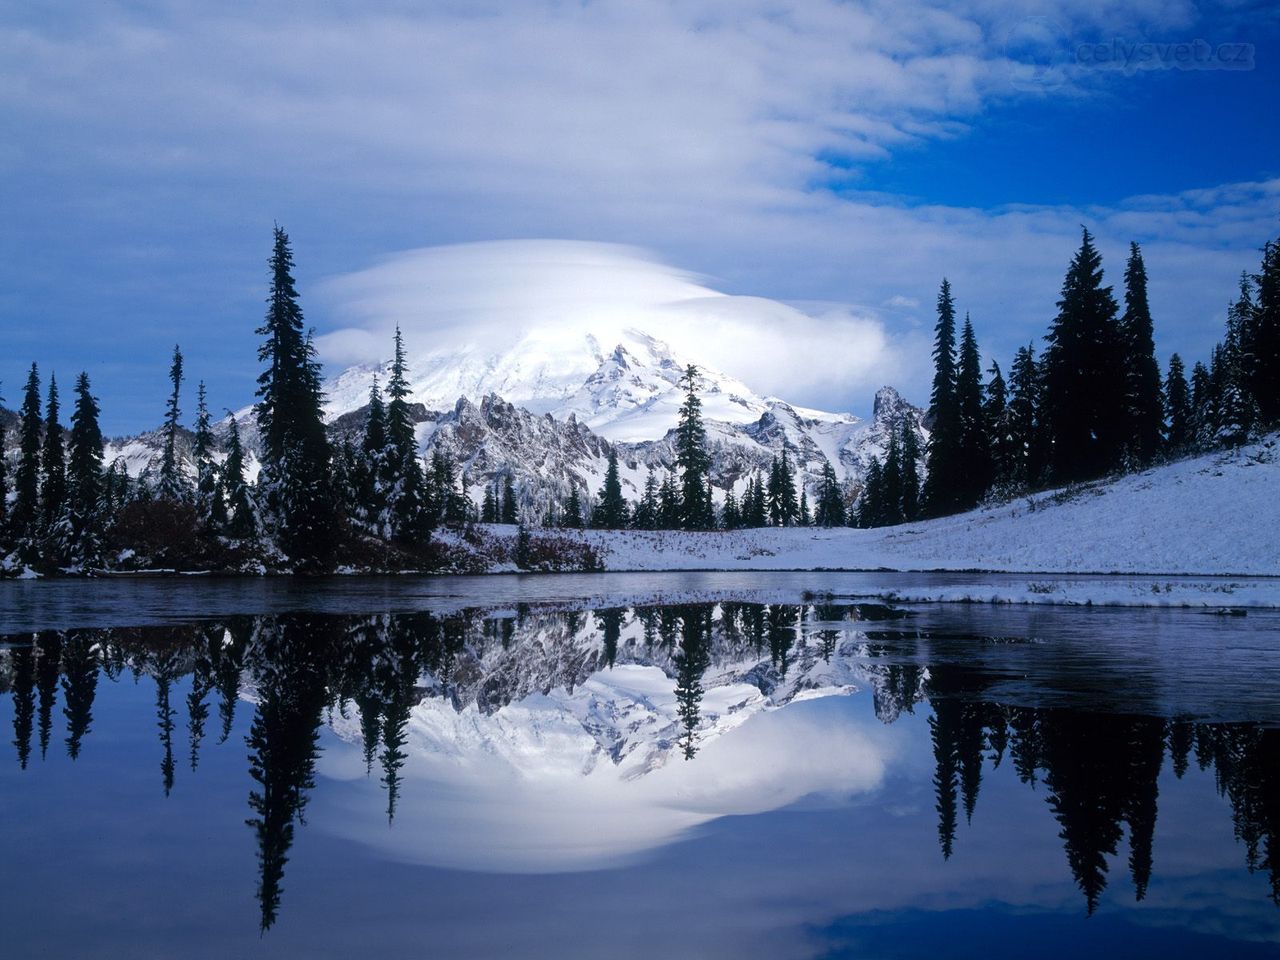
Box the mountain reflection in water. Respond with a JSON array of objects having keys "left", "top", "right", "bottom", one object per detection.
[{"left": 1, "top": 599, "right": 1277, "bottom": 941}]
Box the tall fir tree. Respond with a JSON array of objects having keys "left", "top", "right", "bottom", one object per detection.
[
  {"left": 955, "top": 314, "right": 989, "bottom": 506},
  {"left": 767, "top": 451, "right": 799, "bottom": 526},
  {"left": 815, "top": 461, "right": 845, "bottom": 527},
  {"left": 1119, "top": 243, "right": 1164, "bottom": 463},
  {"left": 360, "top": 377, "right": 389, "bottom": 533},
  {"left": 597, "top": 449, "right": 627, "bottom": 528},
  {"left": 900, "top": 418, "right": 921, "bottom": 521},
  {"left": 1008, "top": 345, "right": 1044, "bottom": 489},
  {"left": 191, "top": 382, "right": 219, "bottom": 531},
  {"left": 501, "top": 474, "right": 518, "bottom": 524},
  {"left": 0, "top": 384, "right": 7, "bottom": 540},
  {"left": 858, "top": 457, "right": 884, "bottom": 528},
  {"left": 1216, "top": 275, "right": 1259, "bottom": 445},
  {"left": 1189, "top": 360, "right": 1215, "bottom": 447},
  {"left": 254, "top": 226, "right": 334, "bottom": 568},
  {"left": 384, "top": 326, "right": 427, "bottom": 540},
  {"left": 158, "top": 344, "right": 188, "bottom": 501},
  {"left": 984, "top": 360, "right": 1015, "bottom": 491},
  {"left": 923, "top": 278, "right": 961, "bottom": 516},
  {"left": 481, "top": 484, "right": 498, "bottom": 524},
  {"left": 720, "top": 489, "right": 741, "bottom": 530},
  {"left": 880, "top": 428, "right": 905, "bottom": 526},
  {"left": 222, "top": 415, "right": 256, "bottom": 540},
  {"left": 563, "top": 484, "right": 583, "bottom": 529},
  {"left": 66, "top": 372, "right": 105, "bottom": 563},
  {"left": 40, "top": 375, "right": 67, "bottom": 530},
  {"left": 1164, "top": 353, "right": 1191, "bottom": 451},
  {"left": 634, "top": 470, "right": 659, "bottom": 529},
  {"left": 658, "top": 472, "right": 682, "bottom": 529},
  {"left": 1042, "top": 228, "right": 1126, "bottom": 482},
  {"left": 675, "top": 365, "right": 713, "bottom": 529},
  {"left": 1251, "top": 237, "right": 1280, "bottom": 426}
]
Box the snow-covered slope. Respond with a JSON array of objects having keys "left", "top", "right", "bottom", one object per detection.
[{"left": 481, "top": 435, "right": 1280, "bottom": 581}]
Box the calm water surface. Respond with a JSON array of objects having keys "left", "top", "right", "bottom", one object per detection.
[{"left": 1, "top": 573, "right": 1277, "bottom": 959}]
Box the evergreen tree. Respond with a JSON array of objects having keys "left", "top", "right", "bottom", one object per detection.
[
  {"left": 360, "top": 377, "right": 389, "bottom": 533},
  {"left": 858, "top": 457, "right": 884, "bottom": 528},
  {"left": 1251, "top": 237, "right": 1280, "bottom": 426},
  {"left": 501, "top": 475, "right": 518, "bottom": 524},
  {"left": 900, "top": 419, "right": 921, "bottom": 521},
  {"left": 923, "top": 279, "right": 962, "bottom": 516},
  {"left": 514, "top": 523, "right": 532, "bottom": 569},
  {"left": 158, "top": 344, "right": 188, "bottom": 501},
  {"left": 738, "top": 476, "right": 755, "bottom": 528},
  {"left": 880, "top": 428, "right": 905, "bottom": 526},
  {"left": 598, "top": 449, "right": 626, "bottom": 528},
  {"left": 955, "top": 315, "right": 989, "bottom": 505},
  {"left": 1217, "top": 275, "right": 1260, "bottom": 445},
  {"left": 481, "top": 484, "right": 498, "bottom": 523},
  {"left": 720, "top": 489, "right": 741, "bottom": 530},
  {"left": 747, "top": 472, "right": 768, "bottom": 527},
  {"left": 1119, "top": 243, "right": 1164, "bottom": 463},
  {"left": 1213, "top": 273, "right": 1264, "bottom": 448},
  {"left": 11, "top": 364, "right": 42, "bottom": 541},
  {"left": 984, "top": 360, "right": 1015, "bottom": 492},
  {"left": 191, "top": 382, "right": 219, "bottom": 531},
  {"left": 675, "top": 365, "right": 713, "bottom": 529},
  {"left": 1008, "top": 345, "right": 1044, "bottom": 488},
  {"left": 1042, "top": 228, "right": 1126, "bottom": 482},
  {"left": 254, "top": 226, "right": 334, "bottom": 569},
  {"left": 1189, "top": 360, "right": 1215, "bottom": 447},
  {"left": 0, "top": 386, "right": 7, "bottom": 541},
  {"left": 222, "top": 416, "right": 256, "bottom": 539},
  {"left": 634, "top": 470, "right": 659, "bottom": 529},
  {"left": 330, "top": 438, "right": 359, "bottom": 523},
  {"left": 658, "top": 472, "right": 682, "bottom": 529},
  {"left": 815, "top": 461, "right": 845, "bottom": 527},
  {"left": 1164, "top": 353, "right": 1191, "bottom": 451},
  {"left": 778, "top": 450, "right": 798, "bottom": 525},
  {"left": 384, "top": 326, "right": 427, "bottom": 540},
  {"left": 563, "top": 484, "right": 583, "bottom": 529},
  {"left": 40, "top": 375, "right": 67, "bottom": 531},
  {"left": 797, "top": 489, "right": 811, "bottom": 527},
  {"left": 66, "top": 372, "right": 105, "bottom": 563}
]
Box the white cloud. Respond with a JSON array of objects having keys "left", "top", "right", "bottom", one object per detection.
[
  {"left": 314, "top": 239, "right": 911, "bottom": 411},
  {"left": 315, "top": 688, "right": 895, "bottom": 873},
  {"left": 2, "top": 1, "right": 1273, "bottom": 418}
]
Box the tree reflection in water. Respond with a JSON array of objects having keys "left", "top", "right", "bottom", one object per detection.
[{"left": 1, "top": 601, "right": 1276, "bottom": 930}]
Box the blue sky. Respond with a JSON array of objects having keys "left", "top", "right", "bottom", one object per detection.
[{"left": 1, "top": 1, "right": 1278, "bottom": 433}]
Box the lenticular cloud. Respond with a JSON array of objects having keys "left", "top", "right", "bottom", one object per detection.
[{"left": 314, "top": 239, "right": 904, "bottom": 414}]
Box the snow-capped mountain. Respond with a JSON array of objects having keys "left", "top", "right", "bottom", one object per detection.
[
  {"left": 95, "top": 325, "right": 925, "bottom": 521},
  {"left": 325, "top": 327, "right": 783, "bottom": 443},
  {"left": 327, "top": 326, "right": 927, "bottom": 516}
]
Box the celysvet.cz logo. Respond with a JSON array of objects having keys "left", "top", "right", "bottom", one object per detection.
[{"left": 1076, "top": 38, "right": 1254, "bottom": 72}]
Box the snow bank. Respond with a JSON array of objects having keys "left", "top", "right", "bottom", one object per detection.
[{"left": 535, "top": 436, "right": 1280, "bottom": 579}]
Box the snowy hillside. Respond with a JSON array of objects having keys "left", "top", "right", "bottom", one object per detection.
[{"left": 481, "top": 435, "right": 1280, "bottom": 582}]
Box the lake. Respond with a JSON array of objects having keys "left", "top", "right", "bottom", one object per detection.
[{"left": 1, "top": 573, "right": 1277, "bottom": 958}]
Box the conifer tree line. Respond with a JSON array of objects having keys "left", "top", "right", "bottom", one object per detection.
[
  {"left": 5, "top": 224, "right": 1277, "bottom": 567},
  {"left": 0, "top": 227, "right": 467, "bottom": 574},
  {"left": 867, "top": 226, "right": 1280, "bottom": 527}
]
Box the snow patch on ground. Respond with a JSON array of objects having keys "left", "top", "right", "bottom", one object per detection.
[{"left": 499, "top": 436, "right": 1280, "bottom": 592}]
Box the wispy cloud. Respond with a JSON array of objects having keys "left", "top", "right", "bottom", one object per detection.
[{"left": 0, "top": 1, "right": 1273, "bottom": 423}]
